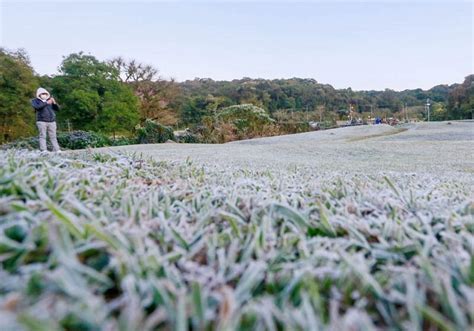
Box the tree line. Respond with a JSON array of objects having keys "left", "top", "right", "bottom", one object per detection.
[{"left": 1, "top": 48, "right": 472, "bottom": 143}]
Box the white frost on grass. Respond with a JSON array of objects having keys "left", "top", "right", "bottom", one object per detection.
[
  {"left": 0, "top": 121, "right": 473, "bottom": 330},
  {"left": 97, "top": 121, "right": 474, "bottom": 174}
]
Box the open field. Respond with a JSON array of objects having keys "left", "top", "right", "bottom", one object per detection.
[
  {"left": 0, "top": 121, "right": 473, "bottom": 330},
  {"left": 100, "top": 121, "right": 474, "bottom": 174}
]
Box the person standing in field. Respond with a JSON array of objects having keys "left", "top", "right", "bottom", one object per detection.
[{"left": 31, "top": 87, "right": 60, "bottom": 152}]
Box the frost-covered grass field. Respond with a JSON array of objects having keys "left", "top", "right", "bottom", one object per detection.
[{"left": 0, "top": 121, "right": 473, "bottom": 331}]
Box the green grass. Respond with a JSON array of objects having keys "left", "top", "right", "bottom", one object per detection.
[{"left": 0, "top": 150, "right": 472, "bottom": 330}]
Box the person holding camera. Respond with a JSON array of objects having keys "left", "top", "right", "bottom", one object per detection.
[{"left": 31, "top": 87, "right": 60, "bottom": 152}]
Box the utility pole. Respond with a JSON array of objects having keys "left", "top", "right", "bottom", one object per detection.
[
  {"left": 425, "top": 98, "right": 431, "bottom": 122},
  {"left": 404, "top": 103, "right": 408, "bottom": 122}
]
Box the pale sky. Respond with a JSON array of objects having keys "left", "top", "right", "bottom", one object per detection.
[{"left": 1, "top": 1, "right": 472, "bottom": 90}]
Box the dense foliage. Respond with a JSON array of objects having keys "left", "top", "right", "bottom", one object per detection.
[
  {"left": 0, "top": 48, "right": 472, "bottom": 144},
  {"left": 174, "top": 130, "right": 201, "bottom": 144},
  {"left": 110, "top": 57, "right": 181, "bottom": 126},
  {"left": 448, "top": 75, "right": 474, "bottom": 120},
  {"left": 0, "top": 48, "right": 37, "bottom": 143},
  {"left": 1, "top": 131, "right": 111, "bottom": 150},
  {"left": 44, "top": 53, "right": 140, "bottom": 136},
  {"left": 216, "top": 104, "right": 276, "bottom": 139},
  {"left": 136, "top": 119, "right": 175, "bottom": 144},
  {"left": 177, "top": 77, "right": 465, "bottom": 119},
  {"left": 56, "top": 130, "right": 113, "bottom": 149}
]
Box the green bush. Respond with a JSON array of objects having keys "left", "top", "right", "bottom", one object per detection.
[
  {"left": 1, "top": 130, "right": 111, "bottom": 150},
  {"left": 136, "top": 119, "right": 175, "bottom": 144},
  {"left": 216, "top": 104, "right": 275, "bottom": 137},
  {"left": 109, "top": 136, "right": 137, "bottom": 146},
  {"left": 175, "top": 130, "right": 201, "bottom": 143},
  {"left": 57, "top": 131, "right": 110, "bottom": 149}
]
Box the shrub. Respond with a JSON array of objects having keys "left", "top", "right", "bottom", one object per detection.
[
  {"left": 175, "top": 131, "right": 200, "bottom": 144},
  {"left": 190, "top": 117, "right": 221, "bottom": 144},
  {"left": 136, "top": 119, "right": 175, "bottom": 144},
  {"left": 216, "top": 122, "right": 238, "bottom": 143},
  {"left": 1, "top": 130, "right": 111, "bottom": 150},
  {"left": 277, "top": 121, "right": 311, "bottom": 134},
  {"left": 57, "top": 131, "right": 110, "bottom": 149},
  {"left": 216, "top": 104, "right": 276, "bottom": 140},
  {"left": 109, "top": 136, "right": 137, "bottom": 146}
]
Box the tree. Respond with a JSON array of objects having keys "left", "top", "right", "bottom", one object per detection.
[
  {"left": 0, "top": 48, "right": 37, "bottom": 142},
  {"left": 110, "top": 57, "right": 159, "bottom": 83},
  {"left": 431, "top": 102, "right": 448, "bottom": 121},
  {"left": 100, "top": 87, "right": 139, "bottom": 138},
  {"left": 180, "top": 96, "right": 212, "bottom": 125},
  {"left": 51, "top": 52, "right": 140, "bottom": 134},
  {"left": 110, "top": 57, "right": 180, "bottom": 126},
  {"left": 447, "top": 75, "right": 473, "bottom": 120}
]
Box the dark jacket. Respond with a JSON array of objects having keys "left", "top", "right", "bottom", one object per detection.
[{"left": 31, "top": 98, "right": 59, "bottom": 122}]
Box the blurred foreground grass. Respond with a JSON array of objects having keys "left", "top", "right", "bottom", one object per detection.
[{"left": 0, "top": 150, "right": 472, "bottom": 331}]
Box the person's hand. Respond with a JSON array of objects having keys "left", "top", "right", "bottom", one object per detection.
[
  {"left": 47, "top": 99, "right": 54, "bottom": 105},
  {"left": 50, "top": 97, "right": 56, "bottom": 104}
]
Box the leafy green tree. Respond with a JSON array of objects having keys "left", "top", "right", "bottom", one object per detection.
[
  {"left": 180, "top": 96, "right": 216, "bottom": 125},
  {"left": 101, "top": 88, "right": 139, "bottom": 138},
  {"left": 447, "top": 75, "right": 473, "bottom": 120},
  {"left": 0, "top": 48, "right": 37, "bottom": 142},
  {"left": 63, "top": 89, "right": 101, "bottom": 127},
  {"left": 431, "top": 102, "right": 448, "bottom": 121},
  {"left": 177, "top": 77, "right": 461, "bottom": 123},
  {"left": 51, "top": 52, "right": 139, "bottom": 134}
]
